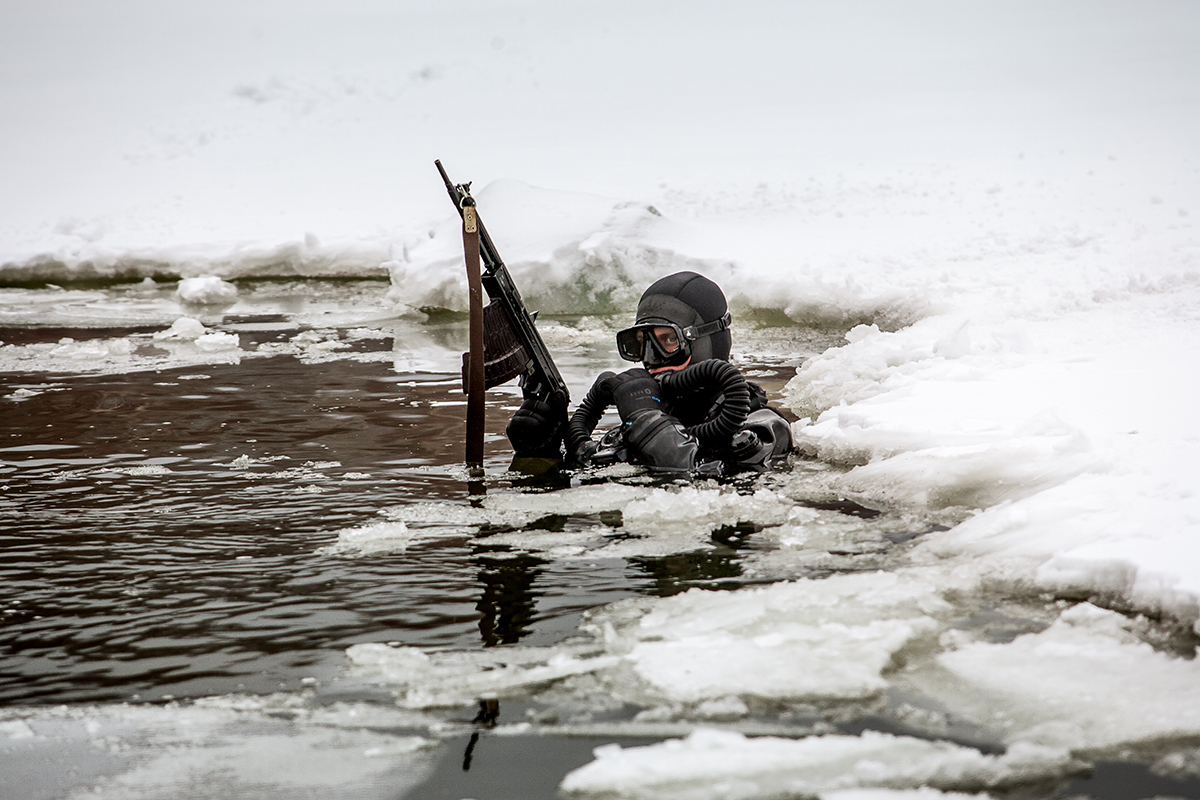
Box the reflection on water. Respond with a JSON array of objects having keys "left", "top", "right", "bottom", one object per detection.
[
  {"left": 629, "top": 549, "right": 744, "bottom": 597},
  {"left": 474, "top": 552, "right": 546, "bottom": 647}
]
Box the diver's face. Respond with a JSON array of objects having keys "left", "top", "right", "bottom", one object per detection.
[
  {"left": 616, "top": 321, "right": 691, "bottom": 372},
  {"left": 642, "top": 325, "right": 691, "bottom": 374},
  {"left": 638, "top": 326, "right": 680, "bottom": 354}
]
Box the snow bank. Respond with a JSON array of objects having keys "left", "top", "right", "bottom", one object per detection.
[
  {"left": 0, "top": 235, "right": 392, "bottom": 286},
  {"left": 914, "top": 470, "right": 1200, "bottom": 630},
  {"left": 787, "top": 293, "right": 1200, "bottom": 630},
  {"left": 385, "top": 180, "right": 722, "bottom": 315}
]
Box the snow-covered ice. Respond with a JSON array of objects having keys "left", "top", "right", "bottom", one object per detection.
[
  {"left": 559, "top": 728, "right": 1079, "bottom": 800},
  {"left": 909, "top": 602, "right": 1200, "bottom": 751},
  {"left": 0, "top": 699, "right": 439, "bottom": 800},
  {"left": 176, "top": 275, "right": 238, "bottom": 305}
]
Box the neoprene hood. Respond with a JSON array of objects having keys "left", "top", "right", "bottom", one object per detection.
[{"left": 630, "top": 271, "right": 732, "bottom": 364}]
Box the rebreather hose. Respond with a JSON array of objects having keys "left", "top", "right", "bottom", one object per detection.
[
  {"left": 566, "top": 361, "right": 750, "bottom": 450},
  {"left": 566, "top": 372, "right": 614, "bottom": 453},
  {"left": 657, "top": 360, "right": 750, "bottom": 447}
]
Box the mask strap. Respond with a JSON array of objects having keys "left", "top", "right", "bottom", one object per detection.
[{"left": 681, "top": 311, "right": 731, "bottom": 341}]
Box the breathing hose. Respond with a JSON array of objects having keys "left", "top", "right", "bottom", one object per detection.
[
  {"left": 566, "top": 360, "right": 751, "bottom": 453},
  {"left": 566, "top": 372, "right": 614, "bottom": 454},
  {"left": 658, "top": 360, "right": 751, "bottom": 448}
]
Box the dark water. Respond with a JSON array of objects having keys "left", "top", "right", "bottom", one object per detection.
[{"left": 0, "top": 322, "right": 793, "bottom": 708}]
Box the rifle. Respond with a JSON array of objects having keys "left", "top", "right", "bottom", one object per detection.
[{"left": 435, "top": 160, "right": 570, "bottom": 413}]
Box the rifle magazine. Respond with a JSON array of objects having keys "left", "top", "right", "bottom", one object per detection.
[{"left": 460, "top": 301, "right": 532, "bottom": 392}]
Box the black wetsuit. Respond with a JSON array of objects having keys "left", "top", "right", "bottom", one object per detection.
[
  {"left": 562, "top": 364, "right": 792, "bottom": 474},
  {"left": 506, "top": 271, "right": 793, "bottom": 473}
]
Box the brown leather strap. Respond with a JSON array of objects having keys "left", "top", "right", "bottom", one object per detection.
[{"left": 463, "top": 203, "right": 485, "bottom": 466}]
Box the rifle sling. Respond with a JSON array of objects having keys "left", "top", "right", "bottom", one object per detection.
[{"left": 463, "top": 204, "right": 486, "bottom": 466}]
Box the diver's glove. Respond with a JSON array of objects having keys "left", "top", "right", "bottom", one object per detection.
[
  {"left": 567, "top": 438, "right": 598, "bottom": 468},
  {"left": 506, "top": 394, "right": 566, "bottom": 457},
  {"left": 624, "top": 410, "right": 699, "bottom": 472},
  {"left": 596, "top": 368, "right": 698, "bottom": 471},
  {"left": 598, "top": 368, "right": 662, "bottom": 421}
]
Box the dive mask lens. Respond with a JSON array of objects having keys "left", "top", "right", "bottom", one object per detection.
[
  {"left": 615, "top": 323, "right": 689, "bottom": 367},
  {"left": 616, "top": 326, "right": 646, "bottom": 362}
]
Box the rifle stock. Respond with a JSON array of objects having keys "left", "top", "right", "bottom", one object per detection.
[{"left": 435, "top": 160, "right": 570, "bottom": 410}]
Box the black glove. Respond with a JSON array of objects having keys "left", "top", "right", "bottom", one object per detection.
[
  {"left": 597, "top": 368, "right": 662, "bottom": 422},
  {"left": 567, "top": 438, "right": 598, "bottom": 467},
  {"left": 624, "top": 410, "right": 698, "bottom": 472},
  {"left": 506, "top": 395, "right": 566, "bottom": 457}
]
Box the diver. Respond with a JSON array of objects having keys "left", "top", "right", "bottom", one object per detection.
[{"left": 506, "top": 271, "right": 792, "bottom": 474}]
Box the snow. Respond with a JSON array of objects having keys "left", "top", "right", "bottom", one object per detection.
[
  {"left": 346, "top": 641, "right": 623, "bottom": 709},
  {"left": 621, "top": 574, "right": 944, "bottom": 704},
  {"left": 154, "top": 317, "right": 207, "bottom": 340},
  {"left": 176, "top": 275, "right": 238, "bottom": 305},
  {"left": 317, "top": 520, "right": 416, "bottom": 556},
  {"left": 2, "top": 0, "right": 1199, "bottom": 797}
]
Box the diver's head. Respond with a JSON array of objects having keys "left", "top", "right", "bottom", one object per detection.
[{"left": 616, "top": 272, "right": 731, "bottom": 374}]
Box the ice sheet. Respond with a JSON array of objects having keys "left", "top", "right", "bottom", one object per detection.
[
  {"left": 905, "top": 603, "right": 1200, "bottom": 751},
  {"left": 559, "top": 728, "right": 1078, "bottom": 800},
  {"left": 0, "top": 700, "right": 439, "bottom": 800}
]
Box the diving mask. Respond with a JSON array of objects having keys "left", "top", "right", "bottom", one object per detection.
[{"left": 616, "top": 312, "right": 731, "bottom": 368}]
